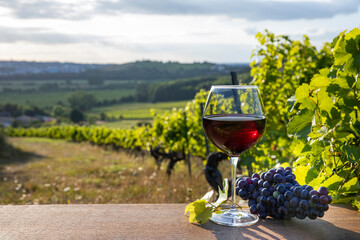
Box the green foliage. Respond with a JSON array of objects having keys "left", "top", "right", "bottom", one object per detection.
[
  {"left": 184, "top": 179, "right": 228, "bottom": 224},
  {"left": 70, "top": 109, "right": 84, "bottom": 123},
  {"left": 288, "top": 28, "right": 360, "bottom": 210},
  {"left": 67, "top": 91, "right": 97, "bottom": 111},
  {"left": 246, "top": 30, "right": 333, "bottom": 173}
]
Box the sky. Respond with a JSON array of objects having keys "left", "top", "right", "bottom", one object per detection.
[{"left": 0, "top": 0, "right": 359, "bottom": 64}]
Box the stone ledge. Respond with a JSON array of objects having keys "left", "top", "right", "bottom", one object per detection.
[{"left": 0, "top": 204, "right": 359, "bottom": 239}]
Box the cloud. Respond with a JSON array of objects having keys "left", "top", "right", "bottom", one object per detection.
[
  {"left": 0, "top": 0, "right": 359, "bottom": 21},
  {"left": 0, "top": 0, "right": 95, "bottom": 20},
  {"left": 95, "top": 0, "right": 360, "bottom": 21},
  {"left": 0, "top": 26, "right": 107, "bottom": 45}
]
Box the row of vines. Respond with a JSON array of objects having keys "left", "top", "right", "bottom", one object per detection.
[{"left": 6, "top": 28, "right": 360, "bottom": 210}]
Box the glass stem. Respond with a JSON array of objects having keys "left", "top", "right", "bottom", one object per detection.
[{"left": 230, "top": 156, "right": 239, "bottom": 211}]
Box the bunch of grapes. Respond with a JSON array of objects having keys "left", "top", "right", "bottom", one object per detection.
[{"left": 236, "top": 167, "right": 332, "bottom": 219}]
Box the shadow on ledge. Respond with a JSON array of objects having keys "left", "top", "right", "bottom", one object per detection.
[{"left": 196, "top": 214, "right": 360, "bottom": 240}]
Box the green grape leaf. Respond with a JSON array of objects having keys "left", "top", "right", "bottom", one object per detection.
[
  {"left": 295, "top": 84, "right": 310, "bottom": 101},
  {"left": 294, "top": 165, "right": 311, "bottom": 185},
  {"left": 332, "top": 195, "right": 355, "bottom": 204},
  {"left": 184, "top": 179, "right": 229, "bottom": 224},
  {"left": 333, "top": 28, "right": 360, "bottom": 75},
  {"left": 305, "top": 167, "right": 320, "bottom": 184},
  {"left": 287, "top": 109, "right": 313, "bottom": 139},
  {"left": 184, "top": 200, "right": 213, "bottom": 224},
  {"left": 343, "top": 145, "right": 360, "bottom": 163},
  {"left": 340, "top": 177, "right": 360, "bottom": 193},
  {"left": 310, "top": 74, "right": 330, "bottom": 88},
  {"left": 308, "top": 174, "right": 326, "bottom": 190},
  {"left": 321, "top": 174, "right": 343, "bottom": 191},
  {"left": 318, "top": 89, "right": 334, "bottom": 115}
]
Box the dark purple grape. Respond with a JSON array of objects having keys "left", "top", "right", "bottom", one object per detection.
[
  {"left": 250, "top": 204, "right": 258, "bottom": 214},
  {"left": 267, "top": 196, "right": 277, "bottom": 207},
  {"left": 296, "top": 212, "right": 306, "bottom": 219},
  {"left": 318, "top": 211, "right": 325, "bottom": 217},
  {"left": 253, "top": 191, "right": 259, "bottom": 200},
  {"left": 314, "top": 203, "right": 323, "bottom": 211},
  {"left": 265, "top": 172, "right": 273, "bottom": 182},
  {"left": 292, "top": 180, "right": 299, "bottom": 185},
  {"left": 284, "top": 170, "right": 292, "bottom": 176},
  {"left": 319, "top": 195, "right": 328, "bottom": 204},
  {"left": 263, "top": 181, "right": 271, "bottom": 189},
  {"left": 235, "top": 177, "right": 243, "bottom": 186},
  {"left": 300, "top": 190, "right": 309, "bottom": 199},
  {"left": 305, "top": 186, "right": 313, "bottom": 192},
  {"left": 256, "top": 203, "right": 266, "bottom": 212},
  {"left": 284, "top": 167, "right": 292, "bottom": 172},
  {"left": 309, "top": 208, "right": 318, "bottom": 218},
  {"left": 259, "top": 196, "right": 267, "bottom": 205},
  {"left": 239, "top": 189, "right": 248, "bottom": 198},
  {"left": 290, "top": 197, "right": 299, "bottom": 208},
  {"left": 235, "top": 187, "right": 240, "bottom": 195},
  {"left": 277, "top": 194, "right": 285, "bottom": 205},
  {"left": 276, "top": 169, "right": 285, "bottom": 176},
  {"left": 277, "top": 185, "right": 286, "bottom": 194},
  {"left": 285, "top": 175, "right": 294, "bottom": 182},
  {"left": 309, "top": 190, "right": 319, "bottom": 198},
  {"left": 293, "top": 186, "right": 301, "bottom": 197},
  {"left": 260, "top": 172, "right": 266, "bottom": 180},
  {"left": 299, "top": 200, "right": 309, "bottom": 210},
  {"left": 327, "top": 195, "right": 332, "bottom": 204},
  {"left": 311, "top": 195, "right": 319, "bottom": 203},
  {"left": 278, "top": 206, "right": 288, "bottom": 216},
  {"left": 277, "top": 167, "right": 285, "bottom": 171},
  {"left": 318, "top": 186, "right": 329, "bottom": 196},
  {"left": 244, "top": 177, "right": 252, "bottom": 185},
  {"left": 247, "top": 184, "right": 255, "bottom": 193},
  {"left": 323, "top": 204, "right": 329, "bottom": 211},
  {"left": 284, "top": 191, "right": 293, "bottom": 200},
  {"left": 300, "top": 185, "right": 307, "bottom": 190},
  {"left": 252, "top": 178, "right": 259, "bottom": 188},
  {"left": 273, "top": 174, "right": 283, "bottom": 183},
  {"left": 261, "top": 188, "right": 271, "bottom": 197},
  {"left": 238, "top": 180, "right": 248, "bottom": 189},
  {"left": 284, "top": 200, "right": 290, "bottom": 208},
  {"left": 269, "top": 169, "right": 276, "bottom": 174},
  {"left": 259, "top": 212, "right": 268, "bottom": 218},
  {"left": 252, "top": 173, "right": 260, "bottom": 179},
  {"left": 285, "top": 182, "right": 293, "bottom": 189},
  {"left": 309, "top": 199, "right": 314, "bottom": 208},
  {"left": 258, "top": 179, "right": 265, "bottom": 188}
]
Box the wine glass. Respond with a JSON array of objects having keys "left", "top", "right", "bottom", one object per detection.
[{"left": 202, "top": 85, "right": 266, "bottom": 227}]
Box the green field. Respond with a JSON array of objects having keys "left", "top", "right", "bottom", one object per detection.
[
  {"left": 99, "top": 120, "right": 152, "bottom": 129},
  {"left": 0, "top": 89, "right": 135, "bottom": 108},
  {"left": 90, "top": 100, "right": 189, "bottom": 119},
  {"left": 0, "top": 137, "right": 210, "bottom": 204}
]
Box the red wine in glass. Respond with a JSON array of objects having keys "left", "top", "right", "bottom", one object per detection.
[{"left": 203, "top": 114, "right": 266, "bottom": 156}]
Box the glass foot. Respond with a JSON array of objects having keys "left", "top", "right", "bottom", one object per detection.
[{"left": 210, "top": 209, "right": 259, "bottom": 227}]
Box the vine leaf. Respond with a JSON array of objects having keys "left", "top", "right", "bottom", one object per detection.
[{"left": 287, "top": 109, "right": 313, "bottom": 139}]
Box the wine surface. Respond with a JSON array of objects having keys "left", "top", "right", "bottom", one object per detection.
[{"left": 203, "top": 114, "right": 266, "bottom": 156}]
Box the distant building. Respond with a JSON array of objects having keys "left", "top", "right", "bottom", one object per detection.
[{"left": 0, "top": 112, "right": 13, "bottom": 127}]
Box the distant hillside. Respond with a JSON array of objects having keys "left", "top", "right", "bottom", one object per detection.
[
  {"left": 135, "top": 72, "right": 251, "bottom": 102},
  {"left": 0, "top": 60, "right": 250, "bottom": 81}
]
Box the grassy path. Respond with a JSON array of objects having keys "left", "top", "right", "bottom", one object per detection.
[{"left": 0, "top": 137, "right": 210, "bottom": 204}]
